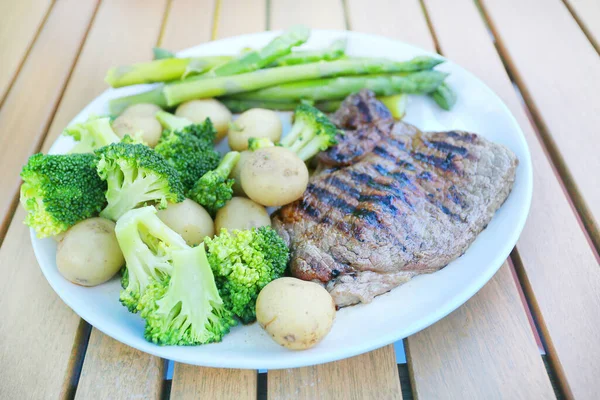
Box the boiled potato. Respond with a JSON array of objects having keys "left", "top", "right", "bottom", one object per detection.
[
  {"left": 112, "top": 114, "right": 162, "bottom": 147},
  {"left": 156, "top": 199, "right": 214, "bottom": 246},
  {"left": 256, "top": 277, "right": 336, "bottom": 350},
  {"left": 228, "top": 108, "right": 282, "bottom": 151},
  {"left": 241, "top": 147, "right": 309, "bottom": 207},
  {"left": 175, "top": 99, "right": 232, "bottom": 142},
  {"left": 56, "top": 218, "right": 124, "bottom": 287},
  {"left": 121, "top": 103, "right": 162, "bottom": 118},
  {"left": 231, "top": 150, "right": 251, "bottom": 196},
  {"left": 215, "top": 197, "right": 271, "bottom": 232}
]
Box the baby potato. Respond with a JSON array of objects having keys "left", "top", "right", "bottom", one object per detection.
[
  {"left": 215, "top": 197, "right": 271, "bottom": 232},
  {"left": 256, "top": 277, "right": 336, "bottom": 350},
  {"left": 231, "top": 150, "right": 251, "bottom": 196},
  {"left": 56, "top": 218, "right": 124, "bottom": 287},
  {"left": 175, "top": 99, "right": 232, "bottom": 142},
  {"left": 121, "top": 103, "right": 162, "bottom": 118},
  {"left": 241, "top": 147, "right": 308, "bottom": 207},
  {"left": 157, "top": 199, "right": 214, "bottom": 246},
  {"left": 228, "top": 108, "right": 282, "bottom": 151},
  {"left": 112, "top": 114, "right": 162, "bottom": 147}
]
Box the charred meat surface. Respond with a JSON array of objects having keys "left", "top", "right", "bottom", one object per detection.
[{"left": 272, "top": 91, "right": 518, "bottom": 307}]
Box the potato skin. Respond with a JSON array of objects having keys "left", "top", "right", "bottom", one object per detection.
[
  {"left": 228, "top": 108, "right": 282, "bottom": 151},
  {"left": 241, "top": 147, "right": 308, "bottom": 207},
  {"left": 156, "top": 199, "right": 214, "bottom": 245},
  {"left": 215, "top": 197, "right": 271, "bottom": 232},
  {"left": 112, "top": 114, "right": 162, "bottom": 147},
  {"left": 121, "top": 103, "right": 162, "bottom": 117},
  {"left": 56, "top": 218, "right": 124, "bottom": 287},
  {"left": 256, "top": 277, "right": 336, "bottom": 350},
  {"left": 231, "top": 151, "right": 251, "bottom": 196},
  {"left": 175, "top": 99, "right": 232, "bottom": 142}
]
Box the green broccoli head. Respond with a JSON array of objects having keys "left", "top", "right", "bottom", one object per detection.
[
  {"left": 63, "top": 116, "right": 121, "bottom": 154},
  {"left": 140, "top": 245, "right": 237, "bottom": 345},
  {"left": 156, "top": 110, "right": 217, "bottom": 143},
  {"left": 115, "top": 206, "right": 189, "bottom": 313},
  {"left": 204, "top": 226, "right": 290, "bottom": 323},
  {"left": 279, "top": 103, "right": 338, "bottom": 161},
  {"left": 20, "top": 153, "right": 107, "bottom": 238},
  {"left": 188, "top": 151, "right": 240, "bottom": 217},
  {"left": 95, "top": 141, "right": 184, "bottom": 221}
]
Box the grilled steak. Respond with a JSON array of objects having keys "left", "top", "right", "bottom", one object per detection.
[{"left": 272, "top": 91, "right": 518, "bottom": 307}]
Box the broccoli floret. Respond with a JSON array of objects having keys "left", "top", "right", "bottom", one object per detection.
[
  {"left": 95, "top": 141, "right": 184, "bottom": 221},
  {"left": 115, "top": 206, "right": 189, "bottom": 312},
  {"left": 204, "top": 227, "right": 290, "bottom": 323},
  {"left": 20, "top": 153, "right": 107, "bottom": 238},
  {"left": 63, "top": 116, "right": 121, "bottom": 154},
  {"left": 247, "top": 137, "right": 275, "bottom": 151},
  {"left": 155, "top": 111, "right": 220, "bottom": 193},
  {"left": 139, "top": 245, "right": 237, "bottom": 345},
  {"left": 188, "top": 151, "right": 240, "bottom": 216},
  {"left": 278, "top": 103, "right": 338, "bottom": 160}
]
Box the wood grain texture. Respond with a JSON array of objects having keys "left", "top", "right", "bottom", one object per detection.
[
  {"left": 269, "top": 0, "right": 345, "bottom": 30},
  {"left": 406, "top": 264, "right": 555, "bottom": 399},
  {"left": 74, "top": 331, "right": 165, "bottom": 400},
  {"left": 422, "top": 0, "right": 600, "bottom": 397},
  {"left": 0, "top": 0, "right": 98, "bottom": 241},
  {"left": 217, "top": 0, "right": 267, "bottom": 38},
  {"left": 0, "top": 0, "right": 53, "bottom": 103},
  {"left": 159, "top": 0, "right": 215, "bottom": 50},
  {"left": 564, "top": 0, "right": 600, "bottom": 52},
  {"left": 268, "top": 345, "right": 401, "bottom": 400},
  {"left": 171, "top": 365, "right": 257, "bottom": 400},
  {"left": 479, "top": 0, "right": 600, "bottom": 249},
  {"left": 346, "top": 0, "right": 435, "bottom": 51}
]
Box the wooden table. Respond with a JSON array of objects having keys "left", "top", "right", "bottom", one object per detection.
[{"left": 1, "top": 0, "right": 599, "bottom": 398}]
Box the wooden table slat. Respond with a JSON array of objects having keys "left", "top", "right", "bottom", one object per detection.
[
  {"left": 217, "top": 0, "right": 267, "bottom": 38},
  {"left": 564, "top": 0, "right": 600, "bottom": 52},
  {"left": 0, "top": 0, "right": 53, "bottom": 104},
  {"left": 171, "top": 365, "right": 258, "bottom": 400},
  {"left": 269, "top": 0, "right": 345, "bottom": 30},
  {"left": 424, "top": 0, "right": 600, "bottom": 398},
  {"left": 480, "top": 0, "right": 600, "bottom": 250},
  {"left": 159, "top": 0, "right": 215, "bottom": 51}
]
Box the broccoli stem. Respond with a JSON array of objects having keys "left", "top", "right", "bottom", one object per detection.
[
  {"left": 163, "top": 56, "right": 444, "bottom": 106},
  {"left": 429, "top": 82, "right": 457, "bottom": 110},
  {"left": 109, "top": 86, "right": 169, "bottom": 116},
  {"left": 269, "top": 37, "right": 347, "bottom": 66},
  {"left": 105, "top": 56, "right": 233, "bottom": 88},
  {"left": 215, "top": 151, "right": 241, "bottom": 179},
  {"left": 155, "top": 110, "right": 193, "bottom": 131}
]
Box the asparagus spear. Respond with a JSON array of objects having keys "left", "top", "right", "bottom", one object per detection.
[
  {"left": 163, "top": 56, "right": 444, "bottom": 106},
  {"left": 219, "top": 98, "right": 342, "bottom": 113},
  {"left": 105, "top": 56, "right": 233, "bottom": 88},
  {"left": 153, "top": 47, "right": 176, "bottom": 60},
  {"left": 429, "top": 82, "right": 457, "bottom": 110},
  {"left": 270, "top": 38, "right": 347, "bottom": 66},
  {"left": 109, "top": 86, "right": 168, "bottom": 115},
  {"left": 204, "top": 25, "right": 310, "bottom": 77}
]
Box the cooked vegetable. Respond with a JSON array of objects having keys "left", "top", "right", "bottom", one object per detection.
[
  {"left": 112, "top": 114, "right": 163, "bottom": 148},
  {"left": 175, "top": 99, "right": 232, "bottom": 142},
  {"left": 121, "top": 103, "right": 162, "bottom": 117},
  {"left": 256, "top": 277, "right": 335, "bottom": 350},
  {"left": 228, "top": 108, "right": 282, "bottom": 151},
  {"left": 379, "top": 93, "right": 408, "bottom": 119},
  {"left": 95, "top": 141, "right": 184, "bottom": 221},
  {"left": 230, "top": 150, "right": 251, "bottom": 196},
  {"left": 139, "top": 244, "right": 237, "bottom": 345},
  {"left": 154, "top": 111, "right": 220, "bottom": 193},
  {"left": 157, "top": 199, "right": 214, "bottom": 246},
  {"left": 115, "top": 206, "right": 188, "bottom": 312},
  {"left": 20, "top": 153, "right": 107, "bottom": 238},
  {"left": 188, "top": 151, "right": 240, "bottom": 216},
  {"left": 219, "top": 98, "right": 342, "bottom": 113},
  {"left": 56, "top": 218, "right": 124, "bottom": 287},
  {"left": 230, "top": 71, "right": 447, "bottom": 102},
  {"left": 163, "top": 56, "right": 444, "bottom": 106},
  {"left": 270, "top": 37, "right": 347, "bottom": 66},
  {"left": 109, "top": 86, "right": 169, "bottom": 116},
  {"left": 214, "top": 197, "right": 271, "bottom": 232},
  {"left": 63, "top": 116, "right": 120, "bottom": 154},
  {"left": 204, "top": 227, "right": 289, "bottom": 323},
  {"left": 241, "top": 146, "right": 309, "bottom": 207},
  {"left": 430, "top": 82, "right": 457, "bottom": 110},
  {"left": 152, "top": 47, "right": 176, "bottom": 60}
]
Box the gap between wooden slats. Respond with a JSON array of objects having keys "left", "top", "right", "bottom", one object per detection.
[
  {"left": 562, "top": 0, "right": 600, "bottom": 53},
  {"left": 424, "top": 0, "right": 600, "bottom": 398}
]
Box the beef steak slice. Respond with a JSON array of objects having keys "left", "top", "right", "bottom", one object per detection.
[{"left": 273, "top": 112, "right": 518, "bottom": 307}]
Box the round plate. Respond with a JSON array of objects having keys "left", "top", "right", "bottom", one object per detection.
[{"left": 31, "top": 30, "right": 532, "bottom": 369}]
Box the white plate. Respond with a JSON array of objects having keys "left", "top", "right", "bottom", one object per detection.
[{"left": 31, "top": 30, "right": 532, "bottom": 369}]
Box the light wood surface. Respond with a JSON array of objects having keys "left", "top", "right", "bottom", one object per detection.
[
  {"left": 480, "top": 0, "right": 600, "bottom": 249},
  {"left": 564, "top": 0, "right": 600, "bottom": 52},
  {"left": 75, "top": 331, "right": 165, "bottom": 400},
  {"left": 268, "top": 345, "right": 402, "bottom": 400},
  {"left": 171, "top": 365, "right": 257, "bottom": 399},
  {"left": 0, "top": 0, "right": 53, "bottom": 104},
  {"left": 159, "top": 0, "right": 215, "bottom": 51},
  {"left": 217, "top": 0, "right": 267, "bottom": 38},
  {"left": 269, "top": 0, "right": 345, "bottom": 30},
  {"left": 0, "top": 0, "right": 98, "bottom": 240},
  {"left": 424, "top": 0, "right": 600, "bottom": 397}
]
